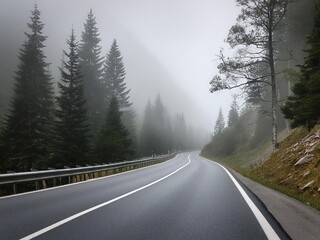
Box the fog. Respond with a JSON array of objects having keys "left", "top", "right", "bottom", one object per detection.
[{"left": 0, "top": 0, "right": 240, "bottom": 135}]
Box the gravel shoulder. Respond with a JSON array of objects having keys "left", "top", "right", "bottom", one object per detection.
[{"left": 233, "top": 170, "right": 320, "bottom": 240}]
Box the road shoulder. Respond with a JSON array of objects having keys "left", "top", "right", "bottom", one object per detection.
[{"left": 232, "top": 170, "right": 320, "bottom": 240}]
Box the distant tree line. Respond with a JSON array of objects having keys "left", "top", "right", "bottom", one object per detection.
[
  {"left": 205, "top": 0, "right": 319, "bottom": 157},
  {"left": 139, "top": 95, "right": 195, "bottom": 156},
  {"left": 0, "top": 5, "right": 194, "bottom": 173},
  {"left": 202, "top": 97, "right": 254, "bottom": 157}
]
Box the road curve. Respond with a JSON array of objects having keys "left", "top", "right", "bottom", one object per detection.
[{"left": 0, "top": 153, "right": 290, "bottom": 239}]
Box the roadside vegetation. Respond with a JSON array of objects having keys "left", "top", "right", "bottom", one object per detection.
[
  {"left": 203, "top": 125, "right": 320, "bottom": 211},
  {"left": 203, "top": 0, "right": 320, "bottom": 211}
]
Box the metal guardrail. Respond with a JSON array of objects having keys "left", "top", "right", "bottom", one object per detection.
[{"left": 0, "top": 154, "right": 175, "bottom": 196}]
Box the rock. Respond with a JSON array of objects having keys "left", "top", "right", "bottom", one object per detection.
[
  {"left": 305, "top": 145, "right": 316, "bottom": 154},
  {"left": 315, "top": 130, "right": 320, "bottom": 138},
  {"left": 301, "top": 180, "right": 315, "bottom": 190},
  {"left": 303, "top": 170, "right": 310, "bottom": 177},
  {"left": 318, "top": 187, "right": 320, "bottom": 192},
  {"left": 309, "top": 141, "right": 317, "bottom": 147},
  {"left": 292, "top": 143, "right": 299, "bottom": 151},
  {"left": 305, "top": 145, "right": 314, "bottom": 153},
  {"left": 294, "top": 154, "right": 314, "bottom": 166},
  {"left": 292, "top": 143, "right": 299, "bottom": 148}
]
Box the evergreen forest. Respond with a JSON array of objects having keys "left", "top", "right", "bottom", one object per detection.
[{"left": 0, "top": 5, "right": 200, "bottom": 173}]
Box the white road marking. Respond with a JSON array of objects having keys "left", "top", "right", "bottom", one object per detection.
[
  {"left": 20, "top": 154, "right": 191, "bottom": 240},
  {"left": 198, "top": 154, "right": 280, "bottom": 240},
  {"left": 0, "top": 155, "right": 179, "bottom": 200}
]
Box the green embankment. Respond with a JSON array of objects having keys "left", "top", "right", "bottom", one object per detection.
[{"left": 203, "top": 125, "right": 320, "bottom": 211}]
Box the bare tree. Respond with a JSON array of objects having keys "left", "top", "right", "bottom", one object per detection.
[{"left": 210, "top": 0, "right": 290, "bottom": 150}]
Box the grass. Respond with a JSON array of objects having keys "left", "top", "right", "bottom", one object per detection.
[{"left": 203, "top": 125, "right": 320, "bottom": 211}]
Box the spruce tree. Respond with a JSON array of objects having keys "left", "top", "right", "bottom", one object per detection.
[
  {"left": 228, "top": 96, "right": 239, "bottom": 127},
  {"left": 282, "top": 0, "right": 320, "bottom": 130},
  {"left": 95, "top": 97, "right": 132, "bottom": 163},
  {"left": 0, "top": 5, "right": 54, "bottom": 171},
  {"left": 102, "top": 39, "right": 136, "bottom": 148},
  {"left": 173, "top": 113, "right": 188, "bottom": 151},
  {"left": 79, "top": 9, "right": 104, "bottom": 136},
  {"left": 214, "top": 108, "right": 225, "bottom": 136},
  {"left": 139, "top": 100, "right": 156, "bottom": 156},
  {"left": 102, "top": 39, "right": 131, "bottom": 109},
  {"left": 153, "top": 95, "right": 167, "bottom": 153},
  {"left": 53, "top": 29, "right": 90, "bottom": 168}
]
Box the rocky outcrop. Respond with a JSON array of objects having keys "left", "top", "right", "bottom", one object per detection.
[
  {"left": 295, "top": 155, "right": 314, "bottom": 166},
  {"left": 290, "top": 130, "right": 319, "bottom": 167}
]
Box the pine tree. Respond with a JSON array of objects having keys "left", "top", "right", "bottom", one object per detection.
[
  {"left": 102, "top": 39, "right": 136, "bottom": 149},
  {"left": 228, "top": 96, "right": 239, "bottom": 127},
  {"left": 53, "top": 29, "right": 90, "bottom": 168},
  {"left": 139, "top": 96, "right": 173, "bottom": 156},
  {"left": 0, "top": 5, "right": 54, "bottom": 171},
  {"left": 95, "top": 97, "right": 132, "bottom": 163},
  {"left": 79, "top": 9, "right": 104, "bottom": 136},
  {"left": 140, "top": 100, "right": 156, "bottom": 156},
  {"left": 282, "top": 0, "right": 320, "bottom": 130},
  {"left": 173, "top": 113, "right": 188, "bottom": 151},
  {"left": 214, "top": 108, "right": 225, "bottom": 136},
  {"left": 152, "top": 95, "right": 170, "bottom": 154},
  {"left": 102, "top": 39, "right": 131, "bottom": 109}
]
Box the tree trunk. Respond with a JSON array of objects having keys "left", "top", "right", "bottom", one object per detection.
[
  {"left": 284, "top": 60, "right": 292, "bottom": 132},
  {"left": 271, "top": 80, "right": 278, "bottom": 150},
  {"left": 269, "top": 8, "right": 278, "bottom": 150}
]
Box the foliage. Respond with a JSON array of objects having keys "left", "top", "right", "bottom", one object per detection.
[
  {"left": 102, "top": 39, "right": 131, "bottom": 109},
  {"left": 249, "top": 111, "right": 271, "bottom": 149},
  {"left": 79, "top": 9, "right": 104, "bottom": 137},
  {"left": 102, "top": 39, "right": 136, "bottom": 149},
  {"left": 202, "top": 103, "right": 251, "bottom": 158},
  {"left": 95, "top": 97, "right": 133, "bottom": 163},
  {"left": 172, "top": 113, "right": 188, "bottom": 151},
  {"left": 139, "top": 95, "right": 193, "bottom": 156},
  {"left": 210, "top": 0, "right": 290, "bottom": 149},
  {"left": 140, "top": 100, "right": 156, "bottom": 156},
  {"left": 0, "top": 5, "right": 54, "bottom": 172},
  {"left": 282, "top": 0, "right": 320, "bottom": 130},
  {"left": 214, "top": 108, "right": 225, "bottom": 136},
  {"left": 52, "top": 30, "right": 90, "bottom": 168},
  {"left": 228, "top": 96, "right": 239, "bottom": 127},
  {"left": 140, "top": 96, "right": 172, "bottom": 155}
]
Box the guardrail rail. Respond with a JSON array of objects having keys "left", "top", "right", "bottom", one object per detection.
[{"left": 0, "top": 153, "right": 176, "bottom": 196}]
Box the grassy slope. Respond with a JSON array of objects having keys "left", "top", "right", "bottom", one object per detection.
[{"left": 203, "top": 125, "right": 320, "bottom": 211}]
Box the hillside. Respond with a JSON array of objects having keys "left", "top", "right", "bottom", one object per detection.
[
  {"left": 251, "top": 125, "right": 320, "bottom": 209},
  {"left": 202, "top": 124, "right": 320, "bottom": 210}
]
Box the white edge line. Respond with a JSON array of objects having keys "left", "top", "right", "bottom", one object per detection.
[
  {"left": 0, "top": 155, "right": 179, "bottom": 200},
  {"left": 20, "top": 154, "right": 191, "bottom": 240},
  {"left": 199, "top": 155, "right": 280, "bottom": 240}
]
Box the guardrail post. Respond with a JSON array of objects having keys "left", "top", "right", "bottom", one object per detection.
[
  {"left": 13, "top": 184, "right": 17, "bottom": 194},
  {"left": 35, "top": 181, "right": 39, "bottom": 190},
  {"left": 53, "top": 178, "right": 56, "bottom": 187}
]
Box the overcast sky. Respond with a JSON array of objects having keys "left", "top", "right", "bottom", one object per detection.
[{"left": 1, "top": 0, "right": 241, "bottom": 133}]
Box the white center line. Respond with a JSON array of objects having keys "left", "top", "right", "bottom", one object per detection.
[{"left": 20, "top": 154, "right": 191, "bottom": 240}]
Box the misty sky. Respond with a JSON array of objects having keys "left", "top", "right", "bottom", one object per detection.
[{"left": 1, "top": 0, "right": 241, "bottom": 133}]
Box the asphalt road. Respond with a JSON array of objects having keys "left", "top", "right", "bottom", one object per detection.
[{"left": 0, "top": 153, "right": 290, "bottom": 239}]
